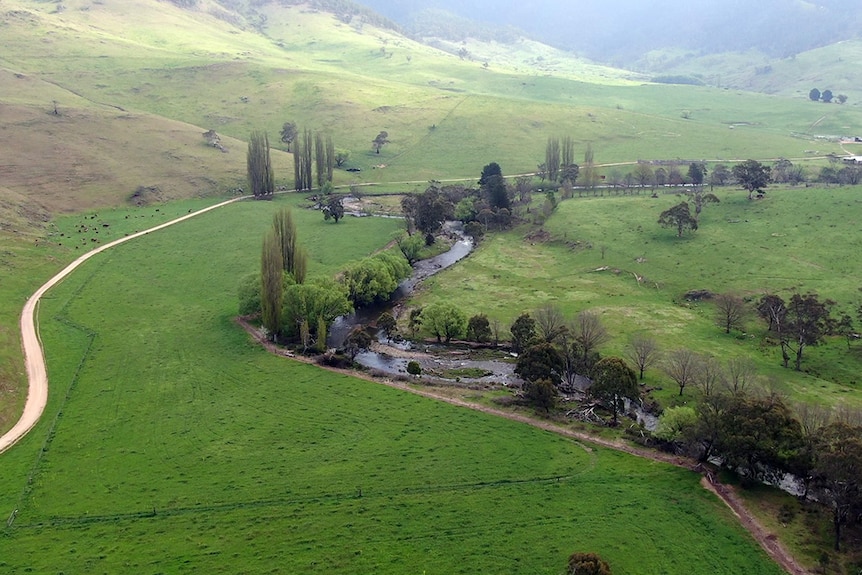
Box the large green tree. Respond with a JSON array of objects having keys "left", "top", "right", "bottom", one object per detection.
[
  {"left": 732, "top": 159, "right": 771, "bottom": 199},
  {"left": 783, "top": 292, "right": 834, "bottom": 371},
  {"left": 812, "top": 422, "right": 862, "bottom": 551},
  {"left": 714, "top": 392, "right": 803, "bottom": 484},
  {"left": 372, "top": 130, "right": 389, "bottom": 154},
  {"left": 420, "top": 302, "right": 467, "bottom": 343},
  {"left": 658, "top": 202, "right": 697, "bottom": 237},
  {"left": 247, "top": 130, "right": 274, "bottom": 199},
  {"left": 343, "top": 326, "right": 372, "bottom": 360},
  {"left": 515, "top": 342, "right": 565, "bottom": 385},
  {"left": 466, "top": 314, "right": 492, "bottom": 343},
  {"left": 510, "top": 313, "right": 537, "bottom": 354},
  {"left": 322, "top": 195, "right": 345, "bottom": 223},
  {"left": 280, "top": 121, "right": 297, "bottom": 151},
  {"left": 525, "top": 378, "right": 558, "bottom": 413},
  {"left": 589, "top": 357, "right": 639, "bottom": 425},
  {"left": 687, "top": 162, "right": 705, "bottom": 187},
  {"left": 401, "top": 185, "right": 454, "bottom": 240}
]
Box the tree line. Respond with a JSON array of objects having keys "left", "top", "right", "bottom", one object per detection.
[
  {"left": 655, "top": 383, "right": 862, "bottom": 552},
  {"left": 239, "top": 208, "right": 412, "bottom": 351}
]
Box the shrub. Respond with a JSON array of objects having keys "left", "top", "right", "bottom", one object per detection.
[
  {"left": 406, "top": 360, "right": 422, "bottom": 376},
  {"left": 567, "top": 552, "right": 612, "bottom": 575}
]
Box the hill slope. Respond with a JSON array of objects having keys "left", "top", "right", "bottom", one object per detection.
[{"left": 2, "top": 0, "right": 857, "bottom": 212}]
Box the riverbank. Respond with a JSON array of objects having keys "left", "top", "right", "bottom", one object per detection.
[{"left": 236, "top": 316, "right": 810, "bottom": 575}]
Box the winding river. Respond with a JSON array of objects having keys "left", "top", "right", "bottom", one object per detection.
[{"left": 327, "top": 220, "right": 659, "bottom": 429}]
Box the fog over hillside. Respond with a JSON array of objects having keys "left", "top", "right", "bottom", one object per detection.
[{"left": 358, "top": 0, "right": 862, "bottom": 65}]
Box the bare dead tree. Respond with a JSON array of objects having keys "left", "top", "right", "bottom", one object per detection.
[
  {"left": 834, "top": 405, "right": 862, "bottom": 427},
  {"left": 572, "top": 309, "right": 610, "bottom": 362},
  {"left": 662, "top": 348, "right": 700, "bottom": 396},
  {"left": 724, "top": 356, "right": 757, "bottom": 394},
  {"left": 625, "top": 333, "right": 661, "bottom": 380},
  {"left": 691, "top": 354, "right": 723, "bottom": 396},
  {"left": 794, "top": 402, "right": 832, "bottom": 438},
  {"left": 534, "top": 303, "right": 567, "bottom": 343},
  {"left": 714, "top": 293, "right": 748, "bottom": 333},
  {"left": 491, "top": 318, "right": 503, "bottom": 347}
]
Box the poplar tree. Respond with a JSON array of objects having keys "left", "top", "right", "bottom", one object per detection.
[
  {"left": 545, "top": 137, "right": 560, "bottom": 182},
  {"left": 247, "top": 131, "right": 274, "bottom": 199},
  {"left": 561, "top": 135, "right": 575, "bottom": 169},
  {"left": 325, "top": 134, "right": 335, "bottom": 182},
  {"left": 315, "top": 132, "right": 326, "bottom": 187},
  {"left": 272, "top": 208, "right": 307, "bottom": 284},
  {"left": 260, "top": 230, "right": 284, "bottom": 341}
]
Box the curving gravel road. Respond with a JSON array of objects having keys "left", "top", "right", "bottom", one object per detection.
[
  {"left": 0, "top": 196, "right": 244, "bottom": 455},
  {"left": 1, "top": 192, "right": 811, "bottom": 574}
]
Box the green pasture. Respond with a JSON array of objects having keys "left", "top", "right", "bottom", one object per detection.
[
  {"left": 0, "top": 195, "right": 786, "bottom": 574},
  {"left": 410, "top": 185, "right": 862, "bottom": 407},
  {"left": 0, "top": 2, "right": 860, "bottom": 571}
]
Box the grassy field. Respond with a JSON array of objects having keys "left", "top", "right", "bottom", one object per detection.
[
  {"left": 0, "top": 1, "right": 860, "bottom": 572},
  {"left": 409, "top": 185, "right": 862, "bottom": 408},
  {"left": 0, "top": 194, "right": 787, "bottom": 574}
]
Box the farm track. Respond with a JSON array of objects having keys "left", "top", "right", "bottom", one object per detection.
[
  {"left": 0, "top": 196, "right": 245, "bottom": 455},
  {"left": 238, "top": 318, "right": 811, "bottom": 575},
  {"left": 4, "top": 189, "right": 810, "bottom": 574}
]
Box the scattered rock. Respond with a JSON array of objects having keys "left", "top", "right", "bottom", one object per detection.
[
  {"left": 202, "top": 129, "right": 228, "bottom": 153},
  {"left": 129, "top": 186, "right": 163, "bottom": 207},
  {"left": 684, "top": 289, "right": 713, "bottom": 301}
]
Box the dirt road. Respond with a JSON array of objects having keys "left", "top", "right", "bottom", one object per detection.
[
  {"left": 239, "top": 317, "right": 811, "bottom": 575},
  {"left": 0, "top": 197, "right": 244, "bottom": 455},
  {"left": 1, "top": 195, "right": 811, "bottom": 574}
]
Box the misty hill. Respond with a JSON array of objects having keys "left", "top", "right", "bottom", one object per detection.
[
  {"left": 1, "top": 0, "right": 856, "bottom": 232},
  {"left": 359, "top": 0, "right": 862, "bottom": 67}
]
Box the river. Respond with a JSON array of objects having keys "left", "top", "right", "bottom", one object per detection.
[{"left": 327, "top": 219, "right": 659, "bottom": 430}]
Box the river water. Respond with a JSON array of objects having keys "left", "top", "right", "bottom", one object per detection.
[
  {"left": 327, "top": 220, "right": 659, "bottom": 430},
  {"left": 328, "top": 221, "right": 474, "bottom": 347}
]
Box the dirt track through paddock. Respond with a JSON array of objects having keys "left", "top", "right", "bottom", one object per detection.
[
  {"left": 0, "top": 197, "right": 244, "bottom": 455},
  {"left": 1, "top": 192, "right": 810, "bottom": 574},
  {"left": 239, "top": 317, "right": 811, "bottom": 575}
]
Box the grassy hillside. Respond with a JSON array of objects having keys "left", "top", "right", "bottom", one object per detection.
[
  {"left": 2, "top": 0, "right": 857, "bottom": 191},
  {"left": 635, "top": 41, "right": 862, "bottom": 107},
  {"left": 410, "top": 186, "right": 862, "bottom": 408},
  {"left": 0, "top": 195, "right": 786, "bottom": 574}
]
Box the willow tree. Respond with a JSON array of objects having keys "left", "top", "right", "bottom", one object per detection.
[
  {"left": 247, "top": 131, "right": 274, "bottom": 199},
  {"left": 260, "top": 230, "right": 284, "bottom": 341}
]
